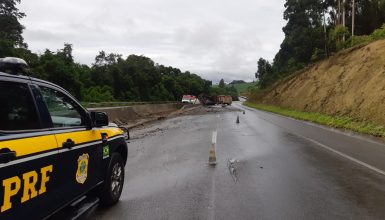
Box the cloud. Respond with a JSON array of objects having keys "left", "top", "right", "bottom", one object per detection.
[{"left": 19, "top": 0, "right": 286, "bottom": 82}]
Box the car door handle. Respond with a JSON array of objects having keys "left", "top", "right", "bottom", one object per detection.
[
  {"left": 62, "top": 139, "right": 75, "bottom": 149},
  {"left": 0, "top": 148, "right": 16, "bottom": 164}
]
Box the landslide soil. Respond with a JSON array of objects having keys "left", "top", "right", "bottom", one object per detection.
[
  {"left": 256, "top": 39, "right": 385, "bottom": 126},
  {"left": 129, "top": 105, "right": 240, "bottom": 139}
]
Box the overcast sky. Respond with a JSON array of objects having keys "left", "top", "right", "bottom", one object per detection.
[{"left": 19, "top": 0, "right": 286, "bottom": 83}]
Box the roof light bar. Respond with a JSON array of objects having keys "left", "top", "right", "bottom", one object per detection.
[{"left": 0, "top": 57, "right": 30, "bottom": 75}]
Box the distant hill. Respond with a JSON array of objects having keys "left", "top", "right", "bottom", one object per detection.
[
  {"left": 232, "top": 82, "right": 257, "bottom": 93},
  {"left": 212, "top": 81, "right": 257, "bottom": 93},
  {"left": 229, "top": 80, "right": 246, "bottom": 84}
]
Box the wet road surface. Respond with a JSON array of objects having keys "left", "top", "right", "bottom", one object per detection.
[{"left": 89, "top": 102, "right": 385, "bottom": 220}]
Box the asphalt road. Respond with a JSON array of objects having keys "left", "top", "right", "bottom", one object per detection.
[{"left": 89, "top": 102, "right": 385, "bottom": 220}]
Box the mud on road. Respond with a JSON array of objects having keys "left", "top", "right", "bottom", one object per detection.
[
  {"left": 129, "top": 105, "right": 241, "bottom": 140},
  {"left": 90, "top": 104, "right": 243, "bottom": 220},
  {"left": 90, "top": 102, "right": 385, "bottom": 220}
]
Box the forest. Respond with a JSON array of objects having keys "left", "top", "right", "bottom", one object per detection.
[
  {"left": 256, "top": 0, "right": 385, "bottom": 89},
  {"left": 0, "top": 0, "right": 239, "bottom": 102}
]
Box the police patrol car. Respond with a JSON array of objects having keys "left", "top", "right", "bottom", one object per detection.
[{"left": 0, "top": 57, "right": 128, "bottom": 219}]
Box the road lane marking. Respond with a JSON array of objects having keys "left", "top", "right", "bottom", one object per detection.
[
  {"left": 209, "top": 131, "right": 218, "bottom": 165},
  {"left": 242, "top": 102, "right": 385, "bottom": 176},
  {"left": 207, "top": 171, "right": 216, "bottom": 220},
  {"left": 301, "top": 135, "right": 385, "bottom": 176},
  {"left": 244, "top": 102, "right": 384, "bottom": 146},
  {"left": 212, "top": 131, "right": 217, "bottom": 144}
]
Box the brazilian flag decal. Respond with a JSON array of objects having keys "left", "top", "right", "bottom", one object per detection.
[{"left": 103, "top": 145, "right": 110, "bottom": 159}]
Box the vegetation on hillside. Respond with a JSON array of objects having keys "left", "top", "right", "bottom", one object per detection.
[
  {"left": 229, "top": 80, "right": 246, "bottom": 84},
  {"left": 0, "top": 0, "right": 212, "bottom": 102},
  {"left": 210, "top": 78, "right": 239, "bottom": 100},
  {"left": 255, "top": 0, "right": 385, "bottom": 89},
  {"left": 249, "top": 39, "right": 385, "bottom": 129},
  {"left": 214, "top": 81, "right": 257, "bottom": 94},
  {"left": 233, "top": 82, "right": 257, "bottom": 94}
]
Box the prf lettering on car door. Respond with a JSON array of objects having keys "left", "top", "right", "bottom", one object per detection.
[{"left": 0, "top": 165, "right": 53, "bottom": 213}]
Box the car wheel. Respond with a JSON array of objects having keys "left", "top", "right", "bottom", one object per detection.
[{"left": 99, "top": 153, "right": 125, "bottom": 206}]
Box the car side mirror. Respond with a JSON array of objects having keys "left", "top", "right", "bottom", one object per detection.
[{"left": 91, "top": 111, "right": 109, "bottom": 127}]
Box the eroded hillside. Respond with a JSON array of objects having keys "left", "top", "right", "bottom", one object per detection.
[{"left": 256, "top": 40, "right": 385, "bottom": 125}]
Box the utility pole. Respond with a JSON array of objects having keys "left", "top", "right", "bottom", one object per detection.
[
  {"left": 338, "top": 0, "right": 341, "bottom": 25},
  {"left": 342, "top": 0, "right": 346, "bottom": 42},
  {"left": 323, "top": 11, "right": 328, "bottom": 57},
  {"left": 352, "top": 0, "right": 355, "bottom": 46}
]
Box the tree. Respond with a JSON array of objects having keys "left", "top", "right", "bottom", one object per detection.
[
  {"left": 209, "top": 83, "right": 239, "bottom": 100},
  {"left": 273, "top": 0, "right": 326, "bottom": 75},
  {"left": 0, "top": 1, "right": 218, "bottom": 103},
  {"left": 255, "top": 58, "right": 274, "bottom": 88},
  {"left": 255, "top": 58, "right": 272, "bottom": 79},
  {"left": 219, "top": 79, "right": 225, "bottom": 88},
  {"left": 0, "top": 0, "right": 26, "bottom": 47},
  {"left": 32, "top": 45, "right": 83, "bottom": 99},
  {"left": 342, "top": 0, "right": 385, "bottom": 36},
  {"left": 82, "top": 86, "right": 115, "bottom": 102},
  {"left": 0, "top": 39, "right": 15, "bottom": 57},
  {"left": 57, "top": 43, "right": 74, "bottom": 64},
  {"left": 88, "top": 51, "right": 210, "bottom": 102},
  {"left": 230, "top": 80, "right": 246, "bottom": 84},
  {"left": 203, "top": 80, "right": 212, "bottom": 95}
]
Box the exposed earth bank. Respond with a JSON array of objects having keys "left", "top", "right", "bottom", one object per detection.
[
  {"left": 90, "top": 103, "right": 240, "bottom": 129},
  {"left": 252, "top": 39, "right": 385, "bottom": 126}
]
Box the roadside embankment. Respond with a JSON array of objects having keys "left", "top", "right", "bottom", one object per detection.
[
  {"left": 89, "top": 103, "right": 186, "bottom": 128},
  {"left": 89, "top": 103, "right": 241, "bottom": 129},
  {"left": 250, "top": 39, "right": 385, "bottom": 129}
]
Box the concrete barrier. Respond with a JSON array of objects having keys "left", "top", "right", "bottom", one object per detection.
[{"left": 88, "top": 103, "right": 185, "bottom": 125}]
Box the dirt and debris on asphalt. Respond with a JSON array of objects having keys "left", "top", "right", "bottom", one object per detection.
[
  {"left": 129, "top": 105, "right": 240, "bottom": 139},
  {"left": 89, "top": 101, "right": 385, "bottom": 220}
]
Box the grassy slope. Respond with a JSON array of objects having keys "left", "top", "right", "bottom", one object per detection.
[{"left": 244, "top": 102, "right": 385, "bottom": 138}]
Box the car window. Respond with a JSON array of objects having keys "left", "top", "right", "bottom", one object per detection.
[
  {"left": 39, "top": 86, "right": 85, "bottom": 128},
  {"left": 0, "top": 81, "right": 41, "bottom": 131}
]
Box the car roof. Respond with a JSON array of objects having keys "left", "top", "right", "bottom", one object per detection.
[{"left": 0, "top": 71, "right": 66, "bottom": 91}]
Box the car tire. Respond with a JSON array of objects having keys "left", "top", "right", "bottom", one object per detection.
[{"left": 99, "top": 153, "right": 125, "bottom": 206}]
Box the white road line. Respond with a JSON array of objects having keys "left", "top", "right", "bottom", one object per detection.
[
  {"left": 212, "top": 131, "right": 217, "bottom": 144},
  {"left": 244, "top": 102, "right": 384, "bottom": 146},
  {"left": 300, "top": 135, "right": 385, "bottom": 176},
  {"left": 208, "top": 170, "right": 216, "bottom": 220},
  {"left": 243, "top": 102, "right": 385, "bottom": 176}
]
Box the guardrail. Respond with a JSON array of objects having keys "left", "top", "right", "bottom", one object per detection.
[{"left": 82, "top": 101, "right": 180, "bottom": 108}]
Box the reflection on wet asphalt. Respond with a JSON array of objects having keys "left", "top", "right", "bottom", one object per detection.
[{"left": 90, "top": 102, "right": 385, "bottom": 220}]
